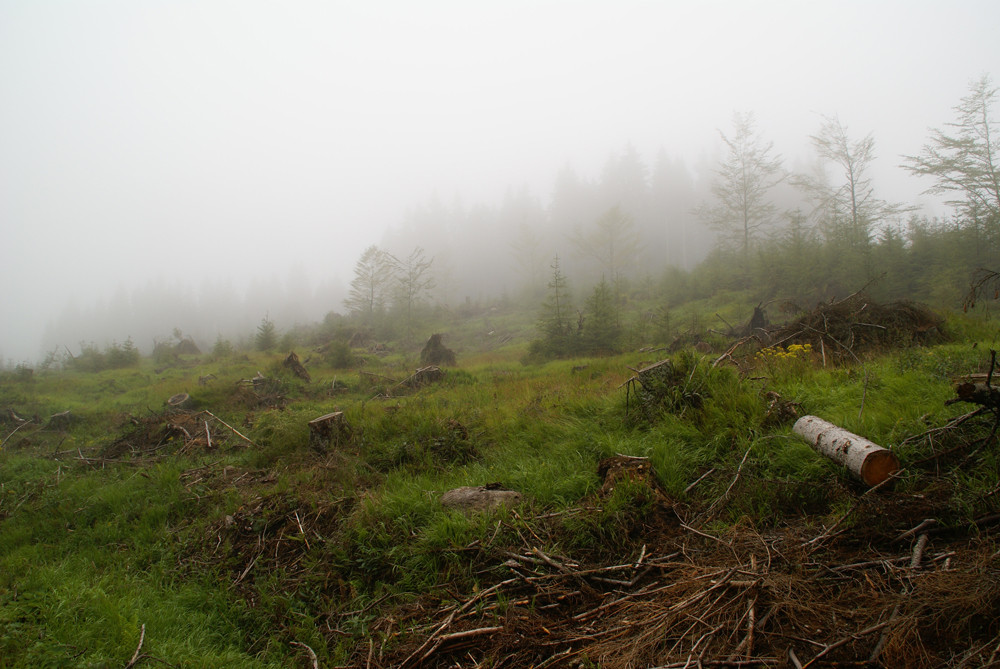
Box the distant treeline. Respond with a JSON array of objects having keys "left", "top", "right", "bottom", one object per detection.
[{"left": 35, "top": 76, "right": 999, "bottom": 365}]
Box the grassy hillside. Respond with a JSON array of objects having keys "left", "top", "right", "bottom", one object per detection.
[{"left": 2, "top": 297, "right": 1000, "bottom": 667}]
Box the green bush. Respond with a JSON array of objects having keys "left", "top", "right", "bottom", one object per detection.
[
  {"left": 324, "top": 340, "right": 355, "bottom": 368},
  {"left": 68, "top": 339, "right": 139, "bottom": 372}
]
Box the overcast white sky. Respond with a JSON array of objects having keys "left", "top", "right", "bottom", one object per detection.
[{"left": 2, "top": 0, "right": 998, "bottom": 362}]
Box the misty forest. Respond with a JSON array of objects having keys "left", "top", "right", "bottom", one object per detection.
[
  {"left": 5, "top": 72, "right": 1000, "bottom": 667},
  {"left": 24, "top": 75, "right": 1000, "bottom": 367}
]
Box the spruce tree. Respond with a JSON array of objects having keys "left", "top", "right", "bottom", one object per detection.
[
  {"left": 255, "top": 315, "right": 278, "bottom": 351},
  {"left": 581, "top": 277, "right": 621, "bottom": 354},
  {"left": 531, "top": 255, "right": 576, "bottom": 358}
]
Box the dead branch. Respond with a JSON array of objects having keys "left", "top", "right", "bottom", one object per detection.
[
  {"left": 801, "top": 471, "right": 901, "bottom": 552},
  {"left": 685, "top": 468, "right": 716, "bottom": 495},
  {"left": 124, "top": 623, "right": 145, "bottom": 669},
  {"left": 199, "top": 411, "right": 256, "bottom": 447},
  {"left": 436, "top": 626, "right": 503, "bottom": 644},
  {"left": 712, "top": 335, "right": 759, "bottom": 368},
  {"left": 290, "top": 641, "right": 319, "bottom": 669},
  {"left": 896, "top": 518, "right": 937, "bottom": 542},
  {"left": 801, "top": 620, "right": 889, "bottom": 667},
  {"left": 910, "top": 533, "right": 930, "bottom": 569},
  {"left": 868, "top": 603, "right": 901, "bottom": 663},
  {"left": 398, "top": 609, "right": 457, "bottom": 669},
  {"left": 697, "top": 444, "right": 753, "bottom": 525}
]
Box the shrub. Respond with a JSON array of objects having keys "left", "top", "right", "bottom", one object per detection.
[
  {"left": 211, "top": 336, "right": 234, "bottom": 360},
  {"left": 324, "top": 340, "right": 354, "bottom": 369},
  {"left": 104, "top": 338, "right": 140, "bottom": 369}
]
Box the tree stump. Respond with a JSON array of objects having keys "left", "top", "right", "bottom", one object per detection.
[
  {"left": 167, "top": 393, "right": 192, "bottom": 411},
  {"left": 308, "top": 411, "right": 351, "bottom": 451},
  {"left": 47, "top": 410, "right": 75, "bottom": 430},
  {"left": 283, "top": 351, "right": 311, "bottom": 382},
  {"left": 420, "top": 333, "right": 456, "bottom": 366},
  {"left": 403, "top": 366, "right": 444, "bottom": 388},
  {"left": 793, "top": 415, "right": 900, "bottom": 486}
]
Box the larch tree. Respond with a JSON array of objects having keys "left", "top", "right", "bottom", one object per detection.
[
  {"left": 699, "top": 112, "right": 785, "bottom": 267},
  {"left": 393, "top": 246, "right": 435, "bottom": 324},
  {"left": 800, "top": 115, "right": 910, "bottom": 252},
  {"left": 344, "top": 245, "right": 397, "bottom": 318},
  {"left": 903, "top": 75, "right": 1000, "bottom": 242},
  {"left": 904, "top": 75, "right": 1000, "bottom": 305},
  {"left": 570, "top": 204, "right": 641, "bottom": 285}
]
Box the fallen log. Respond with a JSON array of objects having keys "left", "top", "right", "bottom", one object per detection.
[
  {"left": 949, "top": 382, "right": 1000, "bottom": 411},
  {"left": 793, "top": 415, "right": 900, "bottom": 486}
]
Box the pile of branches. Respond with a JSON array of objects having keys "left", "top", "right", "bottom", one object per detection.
[
  {"left": 344, "top": 449, "right": 1000, "bottom": 669},
  {"left": 766, "top": 293, "right": 945, "bottom": 363},
  {"left": 95, "top": 410, "right": 254, "bottom": 462},
  {"left": 181, "top": 480, "right": 353, "bottom": 602},
  {"left": 356, "top": 519, "right": 1000, "bottom": 669},
  {"left": 237, "top": 372, "right": 288, "bottom": 408}
]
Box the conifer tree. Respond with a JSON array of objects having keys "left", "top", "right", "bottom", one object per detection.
[
  {"left": 581, "top": 277, "right": 621, "bottom": 354},
  {"left": 531, "top": 255, "right": 576, "bottom": 358},
  {"left": 904, "top": 75, "right": 1000, "bottom": 256},
  {"left": 255, "top": 315, "right": 278, "bottom": 351},
  {"left": 699, "top": 112, "right": 785, "bottom": 269}
]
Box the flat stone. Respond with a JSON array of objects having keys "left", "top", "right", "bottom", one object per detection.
[{"left": 441, "top": 486, "right": 521, "bottom": 512}]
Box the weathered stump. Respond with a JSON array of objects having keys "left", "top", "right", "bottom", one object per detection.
[
  {"left": 308, "top": 411, "right": 351, "bottom": 451},
  {"left": 283, "top": 351, "right": 311, "bottom": 382},
  {"left": 47, "top": 410, "right": 75, "bottom": 430},
  {"left": 167, "top": 393, "right": 192, "bottom": 411},
  {"left": 403, "top": 366, "right": 444, "bottom": 388},
  {"left": 793, "top": 415, "right": 900, "bottom": 486},
  {"left": 420, "top": 333, "right": 456, "bottom": 366}
]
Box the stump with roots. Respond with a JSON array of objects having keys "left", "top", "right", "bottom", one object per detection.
[
  {"left": 283, "top": 351, "right": 311, "bottom": 382},
  {"left": 420, "top": 333, "right": 456, "bottom": 366}
]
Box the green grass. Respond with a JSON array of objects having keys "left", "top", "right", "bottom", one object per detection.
[{"left": 2, "top": 306, "right": 999, "bottom": 666}]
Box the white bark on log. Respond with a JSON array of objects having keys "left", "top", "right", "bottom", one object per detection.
[{"left": 793, "top": 415, "right": 900, "bottom": 486}]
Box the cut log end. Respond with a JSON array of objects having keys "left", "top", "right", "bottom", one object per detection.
[{"left": 859, "top": 449, "right": 901, "bottom": 486}]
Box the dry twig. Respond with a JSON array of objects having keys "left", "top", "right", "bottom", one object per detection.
[
  {"left": 290, "top": 641, "right": 319, "bottom": 669},
  {"left": 124, "top": 624, "right": 145, "bottom": 669}
]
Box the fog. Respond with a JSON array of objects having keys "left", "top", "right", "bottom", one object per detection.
[{"left": 2, "top": 0, "right": 998, "bottom": 363}]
